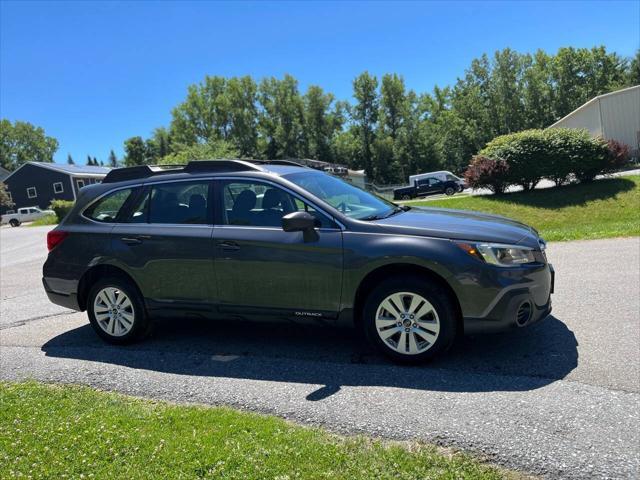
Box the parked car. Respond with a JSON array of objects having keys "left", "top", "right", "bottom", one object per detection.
[
  {"left": 409, "top": 170, "right": 466, "bottom": 192},
  {"left": 1, "top": 206, "right": 55, "bottom": 227},
  {"left": 42, "top": 160, "right": 553, "bottom": 363},
  {"left": 393, "top": 177, "right": 460, "bottom": 200}
]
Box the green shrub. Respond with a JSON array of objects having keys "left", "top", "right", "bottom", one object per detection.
[
  {"left": 478, "top": 128, "right": 611, "bottom": 189},
  {"left": 49, "top": 199, "right": 75, "bottom": 221}
]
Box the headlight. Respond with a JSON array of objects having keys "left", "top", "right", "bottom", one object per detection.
[{"left": 456, "top": 242, "right": 536, "bottom": 267}]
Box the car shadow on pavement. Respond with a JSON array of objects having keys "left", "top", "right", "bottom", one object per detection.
[{"left": 41, "top": 314, "right": 577, "bottom": 398}]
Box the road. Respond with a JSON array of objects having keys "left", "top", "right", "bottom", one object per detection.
[{"left": 1, "top": 226, "right": 639, "bottom": 478}]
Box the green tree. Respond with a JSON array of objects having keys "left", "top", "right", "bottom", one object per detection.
[
  {"left": 108, "top": 149, "right": 118, "bottom": 168},
  {"left": 86, "top": 155, "right": 93, "bottom": 166},
  {"left": 226, "top": 76, "right": 259, "bottom": 157},
  {"left": 351, "top": 72, "right": 379, "bottom": 176},
  {"left": 170, "top": 76, "right": 230, "bottom": 146},
  {"left": 159, "top": 140, "right": 239, "bottom": 165},
  {"left": 123, "top": 136, "right": 147, "bottom": 166},
  {"left": 0, "top": 182, "right": 14, "bottom": 208},
  {"left": 67, "top": 154, "right": 75, "bottom": 165},
  {"left": 258, "top": 75, "right": 305, "bottom": 159},
  {"left": 626, "top": 50, "right": 640, "bottom": 86},
  {"left": 0, "top": 119, "right": 59, "bottom": 170},
  {"left": 303, "top": 85, "right": 344, "bottom": 162}
]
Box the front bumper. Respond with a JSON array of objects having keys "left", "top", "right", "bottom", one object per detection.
[{"left": 462, "top": 263, "right": 554, "bottom": 334}]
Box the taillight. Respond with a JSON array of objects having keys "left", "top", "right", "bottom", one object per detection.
[{"left": 47, "top": 230, "right": 69, "bottom": 251}]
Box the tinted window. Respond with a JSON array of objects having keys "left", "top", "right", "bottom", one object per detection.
[
  {"left": 220, "top": 180, "right": 334, "bottom": 228},
  {"left": 85, "top": 189, "right": 133, "bottom": 223},
  {"left": 130, "top": 181, "right": 210, "bottom": 224}
]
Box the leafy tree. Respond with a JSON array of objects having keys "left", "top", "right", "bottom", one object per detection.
[
  {"left": 0, "top": 119, "right": 58, "bottom": 170},
  {"left": 108, "top": 149, "right": 118, "bottom": 168},
  {"left": 351, "top": 72, "right": 379, "bottom": 176},
  {"left": 226, "top": 76, "right": 259, "bottom": 157},
  {"left": 159, "top": 140, "right": 239, "bottom": 165},
  {"left": 170, "top": 76, "right": 230, "bottom": 146},
  {"left": 258, "top": 75, "right": 305, "bottom": 159},
  {"left": 123, "top": 136, "right": 147, "bottom": 166},
  {"left": 0, "top": 182, "right": 14, "bottom": 208},
  {"left": 86, "top": 155, "right": 93, "bottom": 166},
  {"left": 67, "top": 154, "right": 75, "bottom": 165},
  {"left": 626, "top": 50, "right": 640, "bottom": 86},
  {"left": 303, "top": 85, "right": 343, "bottom": 162}
]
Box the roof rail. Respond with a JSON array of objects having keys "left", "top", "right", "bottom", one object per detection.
[{"left": 102, "top": 159, "right": 267, "bottom": 183}]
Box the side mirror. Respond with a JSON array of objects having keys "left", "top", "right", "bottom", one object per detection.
[
  {"left": 282, "top": 211, "right": 316, "bottom": 232},
  {"left": 282, "top": 211, "right": 319, "bottom": 242}
]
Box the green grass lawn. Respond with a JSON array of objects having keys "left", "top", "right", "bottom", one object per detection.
[
  {"left": 0, "top": 382, "right": 506, "bottom": 479},
  {"left": 28, "top": 214, "right": 58, "bottom": 226},
  {"left": 412, "top": 175, "right": 640, "bottom": 242}
]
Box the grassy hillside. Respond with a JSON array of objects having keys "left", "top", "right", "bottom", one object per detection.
[{"left": 412, "top": 175, "right": 640, "bottom": 242}]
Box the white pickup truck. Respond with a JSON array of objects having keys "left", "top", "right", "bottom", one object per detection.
[{"left": 1, "top": 206, "right": 55, "bottom": 227}]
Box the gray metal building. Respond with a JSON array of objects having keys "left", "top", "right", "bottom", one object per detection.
[{"left": 549, "top": 85, "right": 640, "bottom": 156}]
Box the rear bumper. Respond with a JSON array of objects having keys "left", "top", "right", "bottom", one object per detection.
[
  {"left": 43, "top": 278, "right": 81, "bottom": 311},
  {"left": 463, "top": 287, "right": 552, "bottom": 334}
]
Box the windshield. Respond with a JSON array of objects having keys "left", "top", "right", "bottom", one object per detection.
[{"left": 284, "top": 171, "right": 397, "bottom": 220}]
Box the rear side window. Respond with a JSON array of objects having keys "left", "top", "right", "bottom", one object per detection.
[
  {"left": 128, "top": 181, "right": 211, "bottom": 225},
  {"left": 84, "top": 188, "right": 133, "bottom": 223}
]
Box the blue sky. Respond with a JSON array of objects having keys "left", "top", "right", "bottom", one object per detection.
[{"left": 1, "top": 1, "right": 638, "bottom": 164}]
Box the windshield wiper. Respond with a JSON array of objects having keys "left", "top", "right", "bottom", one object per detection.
[{"left": 361, "top": 206, "right": 407, "bottom": 221}]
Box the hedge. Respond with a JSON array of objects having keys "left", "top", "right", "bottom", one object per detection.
[
  {"left": 467, "top": 128, "right": 630, "bottom": 192},
  {"left": 49, "top": 199, "right": 74, "bottom": 222}
]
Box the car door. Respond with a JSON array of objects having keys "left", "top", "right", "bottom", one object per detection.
[
  {"left": 111, "top": 179, "right": 216, "bottom": 312},
  {"left": 212, "top": 178, "right": 343, "bottom": 318}
]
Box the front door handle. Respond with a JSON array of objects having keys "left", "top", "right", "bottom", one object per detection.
[{"left": 217, "top": 240, "right": 240, "bottom": 251}]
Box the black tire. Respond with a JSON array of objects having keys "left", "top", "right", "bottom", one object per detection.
[
  {"left": 9, "top": 219, "right": 20, "bottom": 227},
  {"left": 401, "top": 195, "right": 411, "bottom": 201},
  {"left": 87, "top": 276, "right": 150, "bottom": 344},
  {"left": 362, "top": 275, "right": 457, "bottom": 364},
  {"left": 445, "top": 187, "right": 455, "bottom": 196}
]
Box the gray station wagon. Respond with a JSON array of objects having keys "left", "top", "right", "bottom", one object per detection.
[{"left": 43, "top": 160, "right": 554, "bottom": 363}]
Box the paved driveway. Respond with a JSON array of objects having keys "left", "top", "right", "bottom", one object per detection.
[{"left": 1, "top": 226, "right": 639, "bottom": 478}]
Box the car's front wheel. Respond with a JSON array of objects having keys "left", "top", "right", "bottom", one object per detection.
[
  {"left": 87, "top": 276, "right": 149, "bottom": 344},
  {"left": 362, "top": 276, "right": 457, "bottom": 363},
  {"left": 445, "top": 186, "right": 456, "bottom": 196}
]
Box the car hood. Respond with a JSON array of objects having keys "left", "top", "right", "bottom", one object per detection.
[{"left": 372, "top": 206, "right": 540, "bottom": 247}]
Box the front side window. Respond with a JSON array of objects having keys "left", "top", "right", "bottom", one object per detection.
[
  {"left": 27, "top": 187, "right": 37, "bottom": 199},
  {"left": 219, "top": 180, "right": 334, "bottom": 228},
  {"left": 84, "top": 188, "right": 133, "bottom": 223},
  {"left": 284, "top": 171, "right": 396, "bottom": 220},
  {"left": 128, "top": 181, "right": 210, "bottom": 225}
]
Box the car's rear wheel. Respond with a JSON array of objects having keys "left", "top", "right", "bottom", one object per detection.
[
  {"left": 87, "top": 276, "right": 149, "bottom": 344},
  {"left": 445, "top": 187, "right": 456, "bottom": 196},
  {"left": 9, "top": 219, "right": 20, "bottom": 227},
  {"left": 362, "top": 276, "right": 457, "bottom": 363}
]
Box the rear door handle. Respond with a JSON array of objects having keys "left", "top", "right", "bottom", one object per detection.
[
  {"left": 217, "top": 240, "right": 240, "bottom": 251},
  {"left": 121, "top": 235, "right": 151, "bottom": 245}
]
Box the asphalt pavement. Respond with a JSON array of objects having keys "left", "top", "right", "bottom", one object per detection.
[{"left": 1, "top": 226, "right": 639, "bottom": 478}]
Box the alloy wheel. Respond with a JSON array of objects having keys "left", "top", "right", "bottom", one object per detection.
[
  {"left": 375, "top": 291, "right": 440, "bottom": 355},
  {"left": 93, "top": 287, "right": 135, "bottom": 337}
]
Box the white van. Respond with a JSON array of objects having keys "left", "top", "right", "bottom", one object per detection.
[{"left": 408, "top": 171, "right": 466, "bottom": 192}]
